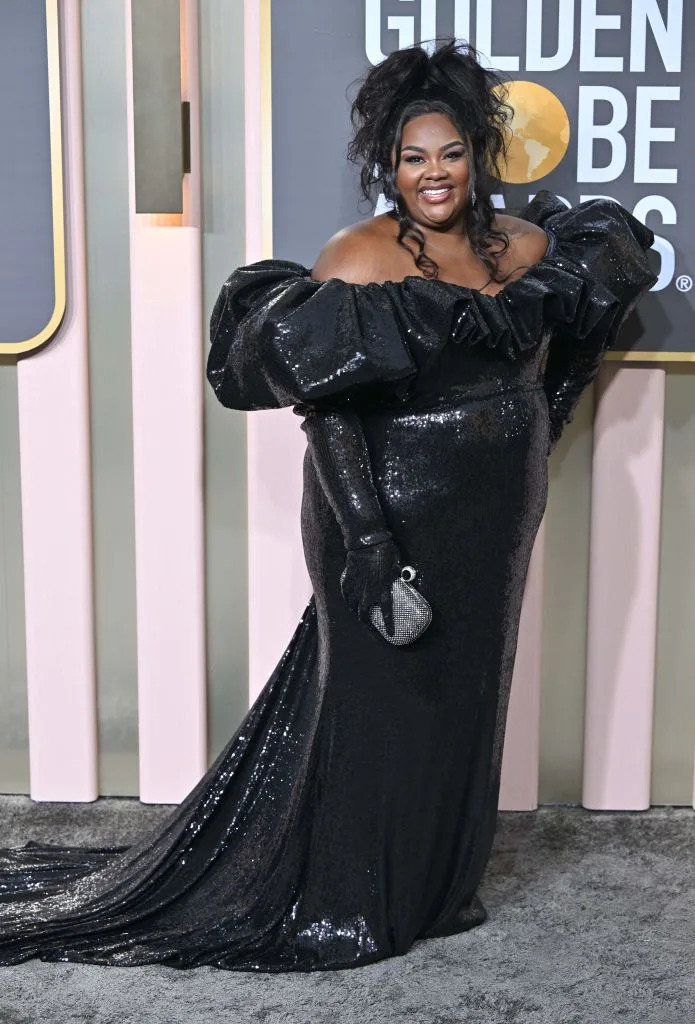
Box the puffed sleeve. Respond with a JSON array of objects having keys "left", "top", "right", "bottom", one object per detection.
[
  {"left": 206, "top": 259, "right": 461, "bottom": 411},
  {"left": 518, "top": 191, "right": 657, "bottom": 451}
]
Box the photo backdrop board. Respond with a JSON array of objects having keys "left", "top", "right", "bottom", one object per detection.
[{"left": 270, "top": 0, "right": 693, "bottom": 359}]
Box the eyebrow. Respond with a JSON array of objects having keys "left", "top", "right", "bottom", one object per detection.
[{"left": 401, "top": 140, "right": 466, "bottom": 153}]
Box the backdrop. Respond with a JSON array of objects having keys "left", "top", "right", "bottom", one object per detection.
[
  {"left": 271, "top": 0, "right": 692, "bottom": 357},
  {"left": 0, "top": 0, "right": 694, "bottom": 809}
]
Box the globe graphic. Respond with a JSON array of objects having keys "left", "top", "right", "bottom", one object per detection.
[{"left": 498, "top": 81, "right": 570, "bottom": 185}]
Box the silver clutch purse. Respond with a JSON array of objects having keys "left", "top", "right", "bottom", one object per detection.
[{"left": 341, "top": 565, "right": 432, "bottom": 646}]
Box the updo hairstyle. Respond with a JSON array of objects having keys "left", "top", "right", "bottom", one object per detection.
[{"left": 348, "top": 40, "right": 512, "bottom": 281}]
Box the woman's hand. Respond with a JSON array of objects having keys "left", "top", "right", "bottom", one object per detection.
[{"left": 340, "top": 539, "right": 400, "bottom": 631}]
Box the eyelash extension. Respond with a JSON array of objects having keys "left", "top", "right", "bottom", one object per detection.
[{"left": 405, "top": 150, "right": 465, "bottom": 164}]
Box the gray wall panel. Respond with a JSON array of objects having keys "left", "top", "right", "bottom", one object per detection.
[
  {"left": 539, "top": 393, "right": 594, "bottom": 805},
  {"left": 81, "top": 0, "right": 139, "bottom": 796},
  {"left": 200, "top": 0, "right": 249, "bottom": 760},
  {"left": 652, "top": 369, "right": 695, "bottom": 805},
  {"left": 0, "top": 361, "right": 29, "bottom": 793},
  {"left": 131, "top": 0, "right": 183, "bottom": 214},
  {"left": 271, "top": 0, "right": 367, "bottom": 265},
  {"left": 0, "top": 0, "right": 55, "bottom": 345}
]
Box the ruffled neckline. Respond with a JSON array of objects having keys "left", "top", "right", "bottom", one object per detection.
[
  {"left": 300, "top": 224, "right": 563, "bottom": 361},
  {"left": 217, "top": 191, "right": 656, "bottom": 375}
]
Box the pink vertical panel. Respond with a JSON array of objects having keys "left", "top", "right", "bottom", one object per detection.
[
  {"left": 245, "top": 0, "right": 311, "bottom": 701},
  {"left": 499, "top": 518, "right": 545, "bottom": 811},
  {"left": 17, "top": 0, "right": 98, "bottom": 801},
  {"left": 129, "top": 229, "right": 206, "bottom": 803},
  {"left": 125, "top": 0, "right": 206, "bottom": 803},
  {"left": 583, "top": 365, "right": 665, "bottom": 810}
]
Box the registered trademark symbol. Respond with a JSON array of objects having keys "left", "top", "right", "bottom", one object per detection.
[{"left": 676, "top": 275, "right": 693, "bottom": 293}]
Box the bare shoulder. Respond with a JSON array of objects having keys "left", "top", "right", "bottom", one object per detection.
[
  {"left": 311, "top": 216, "right": 396, "bottom": 284},
  {"left": 493, "top": 212, "right": 550, "bottom": 274}
]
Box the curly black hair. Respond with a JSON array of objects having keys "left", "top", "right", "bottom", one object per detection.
[{"left": 348, "top": 40, "right": 513, "bottom": 281}]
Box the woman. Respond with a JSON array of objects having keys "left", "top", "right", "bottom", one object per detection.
[{"left": 0, "top": 41, "right": 655, "bottom": 972}]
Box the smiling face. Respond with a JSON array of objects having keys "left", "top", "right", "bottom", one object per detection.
[{"left": 393, "top": 111, "right": 471, "bottom": 232}]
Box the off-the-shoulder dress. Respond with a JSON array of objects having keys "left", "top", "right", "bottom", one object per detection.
[{"left": 0, "top": 193, "right": 655, "bottom": 972}]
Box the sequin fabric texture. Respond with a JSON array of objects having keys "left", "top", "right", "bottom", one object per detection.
[{"left": 0, "top": 193, "right": 656, "bottom": 972}]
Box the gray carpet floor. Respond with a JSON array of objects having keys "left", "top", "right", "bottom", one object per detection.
[{"left": 0, "top": 796, "right": 692, "bottom": 1024}]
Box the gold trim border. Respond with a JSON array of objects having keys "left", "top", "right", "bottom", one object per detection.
[
  {"left": 260, "top": 0, "right": 273, "bottom": 258},
  {"left": 607, "top": 350, "right": 695, "bottom": 362},
  {"left": 1, "top": 0, "right": 66, "bottom": 356}
]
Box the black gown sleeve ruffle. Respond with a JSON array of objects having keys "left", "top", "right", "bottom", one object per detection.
[
  {"left": 207, "top": 191, "right": 657, "bottom": 432},
  {"left": 506, "top": 190, "right": 658, "bottom": 450},
  {"left": 207, "top": 261, "right": 464, "bottom": 411}
]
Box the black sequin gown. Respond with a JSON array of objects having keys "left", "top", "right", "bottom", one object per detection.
[{"left": 0, "top": 194, "right": 655, "bottom": 971}]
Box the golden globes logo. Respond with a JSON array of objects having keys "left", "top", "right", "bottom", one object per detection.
[{"left": 498, "top": 81, "right": 570, "bottom": 184}]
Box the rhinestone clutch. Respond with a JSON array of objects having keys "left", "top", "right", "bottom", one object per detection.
[
  {"left": 366, "top": 565, "right": 431, "bottom": 643},
  {"left": 339, "top": 565, "right": 432, "bottom": 646},
  {"left": 370, "top": 566, "right": 432, "bottom": 646}
]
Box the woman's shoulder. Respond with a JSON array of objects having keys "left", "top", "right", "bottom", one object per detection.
[
  {"left": 312, "top": 215, "right": 400, "bottom": 284},
  {"left": 492, "top": 212, "right": 551, "bottom": 277},
  {"left": 311, "top": 210, "right": 552, "bottom": 287}
]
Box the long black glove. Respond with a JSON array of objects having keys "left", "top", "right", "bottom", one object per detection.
[
  {"left": 298, "top": 406, "right": 400, "bottom": 629},
  {"left": 542, "top": 298, "right": 646, "bottom": 454},
  {"left": 543, "top": 327, "right": 608, "bottom": 454}
]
